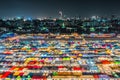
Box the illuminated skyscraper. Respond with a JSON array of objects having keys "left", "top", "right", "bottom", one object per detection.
[{"left": 59, "top": 11, "right": 63, "bottom": 19}]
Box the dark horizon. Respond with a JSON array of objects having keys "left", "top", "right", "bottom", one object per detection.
[{"left": 0, "top": 0, "right": 120, "bottom": 18}]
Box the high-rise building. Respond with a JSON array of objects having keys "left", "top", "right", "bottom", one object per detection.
[{"left": 59, "top": 11, "right": 63, "bottom": 19}]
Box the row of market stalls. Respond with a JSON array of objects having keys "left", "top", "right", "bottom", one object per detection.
[{"left": 0, "top": 34, "right": 120, "bottom": 79}]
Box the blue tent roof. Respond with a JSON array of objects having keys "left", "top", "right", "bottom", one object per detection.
[
  {"left": 1, "top": 34, "right": 8, "bottom": 38},
  {"left": 1, "top": 32, "right": 15, "bottom": 38}
]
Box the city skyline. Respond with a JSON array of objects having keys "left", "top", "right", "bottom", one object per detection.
[{"left": 0, "top": 0, "right": 120, "bottom": 18}]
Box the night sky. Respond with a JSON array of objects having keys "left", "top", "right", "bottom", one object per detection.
[{"left": 0, "top": 0, "right": 120, "bottom": 18}]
